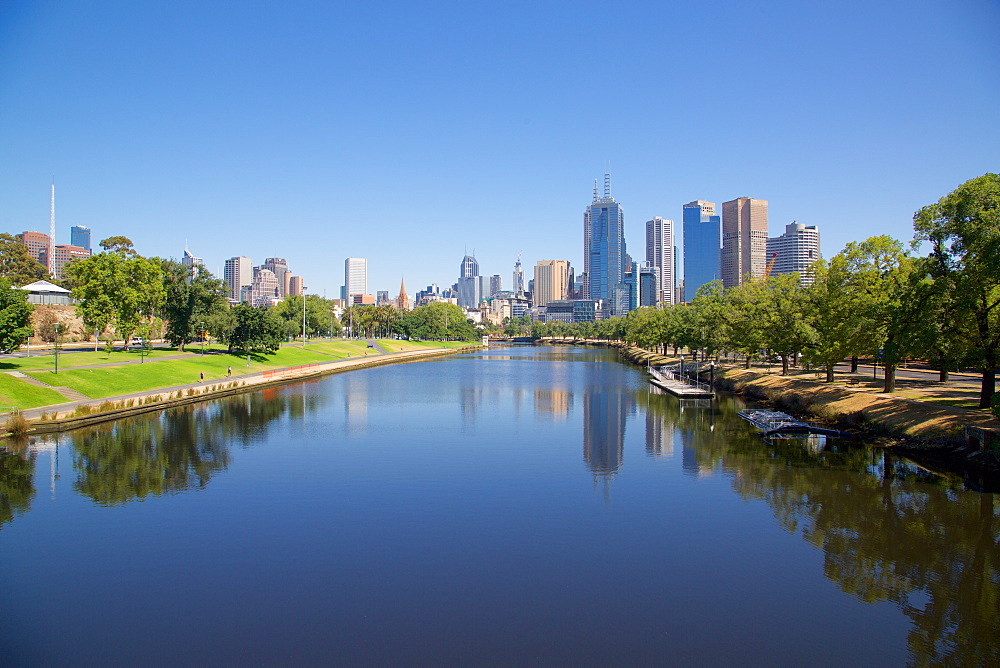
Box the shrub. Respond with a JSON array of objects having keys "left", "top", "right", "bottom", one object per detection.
[
  {"left": 4, "top": 411, "right": 28, "bottom": 436},
  {"left": 992, "top": 394, "right": 1000, "bottom": 421}
]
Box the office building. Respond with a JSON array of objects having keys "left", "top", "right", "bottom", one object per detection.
[
  {"left": 288, "top": 275, "right": 304, "bottom": 296},
  {"left": 345, "top": 258, "right": 367, "bottom": 300},
  {"left": 264, "top": 258, "right": 290, "bottom": 297},
  {"left": 512, "top": 256, "right": 525, "bottom": 297},
  {"left": 722, "top": 197, "right": 769, "bottom": 288},
  {"left": 533, "top": 260, "right": 570, "bottom": 308},
  {"left": 224, "top": 256, "right": 253, "bottom": 302},
  {"left": 682, "top": 201, "right": 721, "bottom": 302},
  {"left": 544, "top": 299, "right": 599, "bottom": 323},
  {"left": 489, "top": 275, "right": 502, "bottom": 297},
  {"left": 584, "top": 174, "right": 627, "bottom": 316},
  {"left": 767, "top": 222, "right": 821, "bottom": 284},
  {"left": 70, "top": 225, "right": 91, "bottom": 251},
  {"left": 17, "top": 231, "right": 51, "bottom": 268},
  {"left": 639, "top": 264, "right": 659, "bottom": 307},
  {"left": 457, "top": 253, "right": 483, "bottom": 308},
  {"left": 645, "top": 217, "right": 675, "bottom": 305},
  {"left": 182, "top": 248, "right": 203, "bottom": 275},
  {"left": 250, "top": 268, "right": 279, "bottom": 306},
  {"left": 50, "top": 245, "right": 90, "bottom": 279}
]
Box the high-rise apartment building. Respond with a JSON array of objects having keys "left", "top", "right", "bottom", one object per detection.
[
  {"left": 345, "top": 258, "right": 367, "bottom": 300},
  {"left": 767, "top": 222, "right": 821, "bottom": 284},
  {"left": 721, "top": 197, "right": 769, "bottom": 288},
  {"left": 264, "top": 258, "right": 289, "bottom": 297},
  {"left": 70, "top": 225, "right": 91, "bottom": 251},
  {"left": 533, "top": 260, "right": 570, "bottom": 307},
  {"left": 224, "top": 256, "right": 253, "bottom": 301},
  {"left": 682, "top": 201, "right": 721, "bottom": 302},
  {"left": 584, "top": 174, "right": 626, "bottom": 315},
  {"left": 645, "top": 217, "right": 675, "bottom": 305}
]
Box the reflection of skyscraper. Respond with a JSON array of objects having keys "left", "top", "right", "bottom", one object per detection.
[
  {"left": 582, "top": 388, "right": 628, "bottom": 478},
  {"left": 645, "top": 411, "right": 674, "bottom": 457},
  {"left": 534, "top": 389, "right": 571, "bottom": 420}
]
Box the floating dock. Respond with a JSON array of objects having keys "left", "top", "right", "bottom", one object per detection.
[
  {"left": 737, "top": 409, "right": 843, "bottom": 437},
  {"left": 648, "top": 366, "right": 715, "bottom": 398}
]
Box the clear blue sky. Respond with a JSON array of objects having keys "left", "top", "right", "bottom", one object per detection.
[{"left": 2, "top": 0, "right": 997, "bottom": 298}]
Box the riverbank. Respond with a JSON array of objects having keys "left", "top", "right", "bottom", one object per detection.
[
  {"left": 604, "top": 342, "right": 1000, "bottom": 467},
  {"left": 8, "top": 344, "right": 481, "bottom": 436}
]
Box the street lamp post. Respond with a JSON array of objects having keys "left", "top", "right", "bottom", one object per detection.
[
  {"left": 200, "top": 321, "right": 205, "bottom": 355},
  {"left": 709, "top": 361, "right": 715, "bottom": 391},
  {"left": 54, "top": 323, "right": 60, "bottom": 374}
]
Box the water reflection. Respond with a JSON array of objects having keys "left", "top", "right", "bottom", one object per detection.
[
  {"left": 0, "top": 444, "right": 35, "bottom": 529},
  {"left": 642, "top": 390, "right": 1000, "bottom": 665}
]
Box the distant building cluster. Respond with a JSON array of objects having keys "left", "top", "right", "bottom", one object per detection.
[{"left": 8, "top": 174, "right": 822, "bottom": 327}]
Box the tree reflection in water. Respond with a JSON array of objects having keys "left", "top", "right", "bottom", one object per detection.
[
  {"left": 641, "top": 388, "right": 999, "bottom": 665},
  {"left": 0, "top": 442, "right": 36, "bottom": 529},
  {"left": 68, "top": 383, "right": 323, "bottom": 507}
]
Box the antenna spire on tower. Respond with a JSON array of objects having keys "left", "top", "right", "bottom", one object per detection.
[
  {"left": 604, "top": 172, "right": 611, "bottom": 199},
  {"left": 49, "top": 179, "right": 56, "bottom": 274}
]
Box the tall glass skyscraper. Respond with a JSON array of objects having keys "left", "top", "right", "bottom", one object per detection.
[
  {"left": 583, "top": 174, "right": 627, "bottom": 316},
  {"left": 682, "top": 200, "right": 721, "bottom": 302},
  {"left": 345, "top": 257, "right": 368, "bottom": 300},
  {"left": 70, "top": 225, "right": 91, "bottom": 251}
]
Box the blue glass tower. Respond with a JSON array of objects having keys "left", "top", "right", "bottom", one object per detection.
[
  {"left": 584, "top": 174, "right": 627, "bottom": 316},
  {"left": 682, "top": 200, "right": 721, "bottom": 302},
  {"left": 70, "top": 225, "right": 91, "bottom": 251}
]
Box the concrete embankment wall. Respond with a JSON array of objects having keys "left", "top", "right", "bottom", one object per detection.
[{"left": 17, "top": 346, "right": 480, "bottom": 435}]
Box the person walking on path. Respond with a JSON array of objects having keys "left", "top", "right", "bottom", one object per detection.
[
  {"left": 227, "top": 366, "right": 232, "bottom": 377},
  {"left": 199, "top": 371, "right": 204, "bottom": 381}
]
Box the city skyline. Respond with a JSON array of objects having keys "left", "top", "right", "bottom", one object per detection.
[{"left": 1, "top": 2, "right": 996, "bottom": 296}]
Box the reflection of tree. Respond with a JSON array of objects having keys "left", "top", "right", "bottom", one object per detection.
[
  {"left": 71, "top": 385, "right": 325, "bottom": 506},
  {"left": 643, "top": 393, "right": 1000, "bottom": 665},
  {"left": 0, "top": 446, "right": 36, "bottom": 529}
]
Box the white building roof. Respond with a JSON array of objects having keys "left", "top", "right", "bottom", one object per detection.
[{"left": 20, "top": 280, "right": 71, "bottom": 294}]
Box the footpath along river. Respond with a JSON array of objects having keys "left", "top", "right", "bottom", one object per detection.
[{"left": 1, "top": 345, "right": 997, "bottom": 664}]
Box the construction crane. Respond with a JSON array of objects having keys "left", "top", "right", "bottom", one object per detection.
[{"left": 762, "top": 252, "right": 778, "bottom": 279}]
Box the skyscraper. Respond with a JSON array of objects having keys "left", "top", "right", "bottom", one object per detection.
[
  {"left": 489, "top": 275, "right": 502, "bottom": 297},
  {"left": 645, "top": 217, "right": 675, "bottom": 305},
  {"left": 345, "top": 257, "right": 367, "bottom": 300},
  {"left": 767, "top": 222, "right": 821, "bottom": 284},
  {"left": 512, "top": 255, "right": 525, "bottom": 297},
  {"left": 533, "top": 260, "right": 570, "bottom": 307},
  {"left": 682, "top": 200, "right": 721, "bottom": 302},
  {"left": 722, "top": 197, "right": 769, "bottom": 288},
  {"left": 584, "top": 173, "right": 626, "bottom": 315},
  {"left": 224, "top": 256, "right": 253, "bottom": 301},
  {"left": 457, "top": 253, "right": 483, "bottom": 308},
  {"left": 70, "top": 225, "right": 91, "bottom": 251},
  {"left": 182, "top": 248, "right": 204, "bottom": 275},
  {"left": 264, "top": 258, "right": 289, "bottom": 297}
]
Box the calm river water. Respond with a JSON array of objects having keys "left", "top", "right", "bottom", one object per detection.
[{"left": 1, "top": 345, "right": 998, "bottom": 665}]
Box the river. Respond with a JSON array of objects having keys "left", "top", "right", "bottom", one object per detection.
[{"left": 1, "top": 345, "right": 997, "bottom": 664}]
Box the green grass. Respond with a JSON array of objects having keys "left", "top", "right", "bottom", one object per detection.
[
  {"left": 1, "top": 347, "right": 191, "bottom": 372},
  {"left": 0, "top": 373, "right": 69, "bottom": 409}
]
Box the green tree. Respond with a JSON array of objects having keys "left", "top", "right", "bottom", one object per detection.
[
  {"left": 913, "top": 173, "right": 1000, "bottom": 409},
  {"left": 226, "top": 303, "right": 283, "bottom": 353},
  {"left": 0, "top": 278, "right": 35, "bottom": 352},
  {"left": 803, "top": 258, "right": 866, "bottom": 382},
  {"left": 756, "top": 273, "right": 815, "bottom": 375},
  {"left": 66, "top": 249, "right": 165, "bottom": 349},
  {"left": 0, "top": 234, "right": 48, "bottom": 286},
  {"left": 158, "top": 260, "right": 228, "bottom": 351}
]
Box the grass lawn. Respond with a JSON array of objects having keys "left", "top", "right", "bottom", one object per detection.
[
  {"left": 1, "top": 347, "right": 193, "bottom": 372},
  {"left": 0, "top": 373, "right": 69, "bottom": 410}
]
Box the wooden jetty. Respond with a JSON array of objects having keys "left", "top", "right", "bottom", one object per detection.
[{"left": 648, "top": 366, "right": 715, "bottom": 398}]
